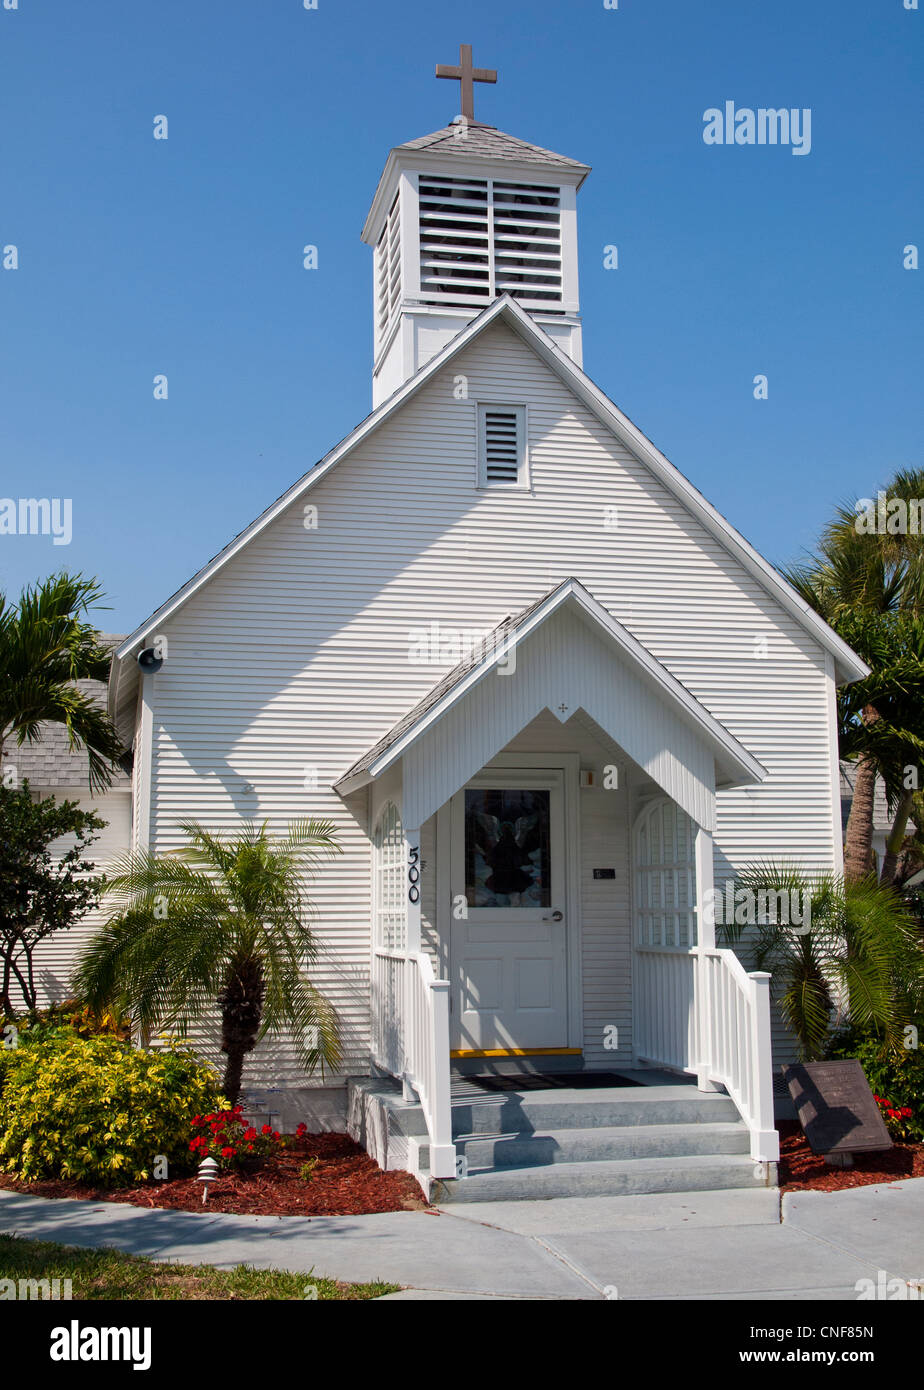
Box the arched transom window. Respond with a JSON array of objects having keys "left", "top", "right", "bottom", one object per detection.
[{"left": 635, "top": 799, "right": 696, "bottom": 949}]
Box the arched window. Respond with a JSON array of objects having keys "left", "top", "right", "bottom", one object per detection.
[
  {"left": 635, "top": 799, "right": 696, "bottom": 949},
  {"left": 374, "top": 802, "right": 406, "bottom": 951}
]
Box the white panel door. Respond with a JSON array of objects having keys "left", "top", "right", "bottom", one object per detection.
[{"left": 450, "top": 769, "right": 568, "bottom": 1052}]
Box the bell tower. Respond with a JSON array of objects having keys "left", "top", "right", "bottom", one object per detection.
[{"left": 362, "top": 46, "right": 591, "bottom": 407}]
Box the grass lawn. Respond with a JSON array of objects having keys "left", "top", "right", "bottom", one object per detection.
[{"left": 0, "top": 1233, "right": 398, "bottom": 1301}]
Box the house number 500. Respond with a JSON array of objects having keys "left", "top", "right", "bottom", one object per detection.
[{"left": 408, "top": 846, "right": 420, "bottom": 903}]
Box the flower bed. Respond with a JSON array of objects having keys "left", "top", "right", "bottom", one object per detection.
[
  {"left": 0, "top": 1131, "right": 427, "bottom": 1216},
  {"left": 778, "top": 1120, "right": 924, "bottom": 1193}
]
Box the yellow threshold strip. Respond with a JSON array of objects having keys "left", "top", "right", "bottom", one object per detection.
[{"left": 450, "top": 1047, "right": 583, "bottom": 1059}]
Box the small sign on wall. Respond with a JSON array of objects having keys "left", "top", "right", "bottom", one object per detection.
[{"left": 593, "top": 868, "right": 616, "bottom": 880}]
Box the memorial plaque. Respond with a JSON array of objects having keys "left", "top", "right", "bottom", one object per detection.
[{"left": 783, "top": 1059, "right": 892, "bottom": 1156}]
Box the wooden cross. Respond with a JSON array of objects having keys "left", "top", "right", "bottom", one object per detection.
[{"left": 436, "top": 43, "right": 497, "bottom": 123}]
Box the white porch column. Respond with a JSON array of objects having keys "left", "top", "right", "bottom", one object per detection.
[
  {"left": 749, "top": 970, "right": 780, "bottom": 1162},
  {"left": 428, "top": 977, "right": 456, "bottom": 1177},
  {"left": 694, "top": 824, "right": 719, "bottom": 1092},
  {"left": 405, "top": 827, "right": 421, "bottom": 954}
]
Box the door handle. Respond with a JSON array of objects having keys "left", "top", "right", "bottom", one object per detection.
[{"left": 543, "top": 910, "right": 564, "bottom": 922}]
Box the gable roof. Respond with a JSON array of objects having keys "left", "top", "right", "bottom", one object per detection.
[
  {"left": 396, "top": 122, "right": 590, "bottom": 173},
  {"left": 111, "top": 295, "right": 868, "bottom": 714},
  {"left": 335, "top": 577, "right": 766, "bottom": 797},
  {"left": 16, "top": 636, "right": 130, "bottom": 790}
]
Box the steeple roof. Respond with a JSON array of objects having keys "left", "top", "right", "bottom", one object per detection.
[{"left": 396, "top": 121, "right": 590, "bottom": 179}]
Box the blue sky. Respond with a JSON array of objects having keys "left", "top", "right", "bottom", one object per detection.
[{"left": 1, "top": 0, "right": 921, "bottom": 632}]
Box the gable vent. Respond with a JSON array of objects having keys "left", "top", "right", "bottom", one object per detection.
[
  {"left": 479, "top": 405, "right": 526, "bottom": 487},
  {"left": 419, "top": 177, "right": 562, "bottom": 312}
]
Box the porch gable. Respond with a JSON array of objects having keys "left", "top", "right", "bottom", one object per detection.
[{"left": 336, "top": 577, "right": 765, "bottom": 831}]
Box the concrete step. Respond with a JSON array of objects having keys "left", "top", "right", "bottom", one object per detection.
[
  {"left": 431, "top": 1152, "right": 775, "bottom": 1203},
  {"left": 450, "top": 1086, "right": 740, "bottom": 1138},
  {"left": 420, "top": 1121, "right": 750, "bottom": 1171}
]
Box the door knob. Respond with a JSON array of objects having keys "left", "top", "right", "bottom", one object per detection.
[{"left": 543, "top": 910, "right": 564, "bottom": 922}]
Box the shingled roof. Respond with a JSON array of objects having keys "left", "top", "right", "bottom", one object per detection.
[
  {"left": 396, "top": 122, "right": 590, "bottom": 176},
  {"left": 12, "top": 635, "right": 130, "bottom": 791}
]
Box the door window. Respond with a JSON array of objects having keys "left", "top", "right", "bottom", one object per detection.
[{"left": 464, "top": 787, "right": 551, "bottom": 908}]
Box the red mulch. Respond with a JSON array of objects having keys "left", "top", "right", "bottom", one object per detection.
[
  {"left": 0, "top": 1133, "right": 429, "bottom": 1216},
  {"left": 778, "top": 1120, "right": 924, "bottom": 1193}
]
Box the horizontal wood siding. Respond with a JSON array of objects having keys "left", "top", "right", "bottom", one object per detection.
[{"left": 136, "top": 319, "right": 837, "bottom": 1085}]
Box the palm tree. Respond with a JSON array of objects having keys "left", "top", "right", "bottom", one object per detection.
[
  {"left": 836, "top": 608, "right": 924, "bottom": 885},
  {"left": 74, "top": 819, "right": 342, "bottom": 1103},
  {"left": 723, "top": 863, "right": 924, "bottom": 1059},
  {"left": 0, "top": 573, "right": 124, "bottom": 792},
  {"left": 785, "top": 468, "right": 924, "bottom": 881}
]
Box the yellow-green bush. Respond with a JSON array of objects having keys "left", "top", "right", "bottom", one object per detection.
[{"left": 0, "top": 1029, "right": 223, "bottom": 1186}]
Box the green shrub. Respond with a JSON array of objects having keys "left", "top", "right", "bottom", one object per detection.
[
  {"left": 0, "top": 1029, "right": 223, "bottom": 1185},
  {"left": 1, "top": 998, "right": 130, "bottom": 1043},
  {"left": 827, "top": 1025, "right": 924, "bottom": 1143}
]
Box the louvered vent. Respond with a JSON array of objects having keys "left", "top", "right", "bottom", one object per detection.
[
  {"left": 492, "top": 182, "right": 562, "bottom": 305},
  {"left": 479, "top": 405, "right": 526, "bottom": 487},
  {"left": 375, "top": 190, "right": 401, "bottom": 346},
  {"left": 419, "top": 177, "right": 562, "bottom": 312},
  {"left": 418, "top": 174, "right": 490, "bottom": 304}
]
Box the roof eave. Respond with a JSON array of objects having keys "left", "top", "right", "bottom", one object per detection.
[
  {"left": 115, "top": 297, "right": 516, "bottom": 660},
  {"left": 115, "top": 293, "right": 869, "bottom": 691},
  {"left": 490, "top": 303, "right": 870, "bottom": 687},
  {"left": 334, "top": 577, "right": 766, "bottom": 795}
]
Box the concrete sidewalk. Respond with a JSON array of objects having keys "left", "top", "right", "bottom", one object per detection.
[{"left": 1, "top": 1180, "right": 922, "bottom": 1300}]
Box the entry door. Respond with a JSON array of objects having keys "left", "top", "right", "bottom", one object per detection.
[{"left": 450, "top": 769, "right": 568, "bottom": 1053}]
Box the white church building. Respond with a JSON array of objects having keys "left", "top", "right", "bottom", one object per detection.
[{"left": 99, "top": 58, "right": 868, "bottom": 1198}]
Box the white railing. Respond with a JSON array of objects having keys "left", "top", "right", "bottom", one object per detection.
[
  {"left": 635, "top": 948, "right": 697, "bottom": 1072},
  {"left": 634, "top": 946, "right": 779, "bottom": 1163},
  {"left": 371, "top": 949, "right": 455, "bottom": 1178},
  {"left": 698, "top": 948, "right": 778, "bottom": 1162}
]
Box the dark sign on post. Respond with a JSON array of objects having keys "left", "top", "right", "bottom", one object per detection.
[{"left": 783, "top": 1059, "right": 892, "bottom": 1163}]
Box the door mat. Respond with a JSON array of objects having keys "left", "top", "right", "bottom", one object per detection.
[{"left": 460, "top": 1071, "right": 643, "bottom": 1093}]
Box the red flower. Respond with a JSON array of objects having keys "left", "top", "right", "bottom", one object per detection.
[
  {"left": 261, "top": 1124, "right": 272, "bottom": 1135},
  {"left": 901, "top": 1107, "right": 913, "bottom": 1118},
  {"left": 296, "top": 1123, "right": 307, "bottom": 1138},
  {"left": 221, "top": 1147, "right": 235, "bottom": 1158},
  {"left": 243, "top": 1127, "right": 257, "bottom": 1141}
]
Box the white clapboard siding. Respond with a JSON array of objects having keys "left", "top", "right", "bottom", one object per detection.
[
  {"left": 9, "top": 789, "right": 132, "bottom": 1011},
  {"left": 138, "top": 318, "right": 839, "bottom": 1084},
  {"left": 400, "top": 606, "right": 716, "bottom": 832}
]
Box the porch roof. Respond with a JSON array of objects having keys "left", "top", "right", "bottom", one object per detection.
[{"left": 335, "top": 578, "right": 766, "bottom": 824}]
